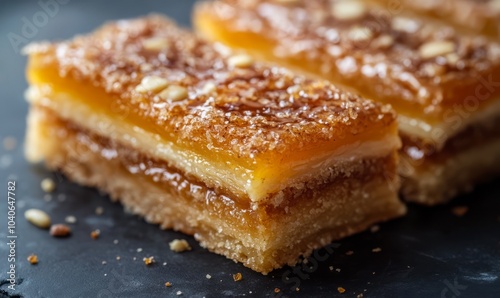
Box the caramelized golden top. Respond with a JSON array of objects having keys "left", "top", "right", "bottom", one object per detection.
[
  {"left": 25, "top": 15, "right": 395, "bottom": 159},
  {"left": 196, "top": 0, "right": 500, "bottom": 114}
]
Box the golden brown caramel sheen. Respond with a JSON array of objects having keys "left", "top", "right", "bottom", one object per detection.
[
  {"left": 369, "top": 0, "right": 500, "bottom": 39},
  {"left": 25, "top": 15, "right": 396, "bottom": 162},
  {"left": 194, "top": 0, "right": 500, "bottom": 124}
]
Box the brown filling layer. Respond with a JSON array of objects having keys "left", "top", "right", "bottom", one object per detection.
[
  {"left": 401, "top": 115, "right": 500, "bottom": 166},
  {"left": 42, "top": 106, "right": 396, "bottom": 226}
]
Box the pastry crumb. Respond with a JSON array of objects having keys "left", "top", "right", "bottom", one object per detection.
[
  {"left": 233, "top": 272, "right": 243, "bottom": 282},
  {"left": 372, "top": 247, "right": 382, "bottom": 253},
  {"left": 452, "top": 206, "right": 468, "bottom": 217},
  {"left": 338, "top": 287, "right": 346, "bottom": 294},
  {"left": 143, "top": 256, "right": 155, "bottom": 265},
  {"left": 169, "top": 239, "right": 191, "bottom": 252},
  {"left": 65, "top": 215, "right": 77, "bottom": 224},
  {"left": 41, "top": 178, "right": 56, "bottom": 193},
  {"left": 27, "top": 254, "right": 38, "bottom": 265},
  {"left": 95, "top": 206, "right": 104, "bottom": 215},
  {"left": 50, "top": 224, "right": 71, "bottom": 237},
  {"left": 90, "top": 229, "right": 101, "bottom": 239}
]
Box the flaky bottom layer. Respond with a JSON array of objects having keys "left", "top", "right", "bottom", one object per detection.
[
  {"left": 400, "top": 136, "right": 500, "bottom": 205},
  {"left": 26, "top": 105, "right": 405, "bottom": 274}
]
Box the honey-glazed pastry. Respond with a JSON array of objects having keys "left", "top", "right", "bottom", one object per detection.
[
  {"left": 24, "top": 15, "right": 405, "bottom": 274},
  {"left": 195, "top": 0, "right": 500, "bottom": 205},
  {"left": 368, "top": 0, "right": 500, "bottom": 39}
]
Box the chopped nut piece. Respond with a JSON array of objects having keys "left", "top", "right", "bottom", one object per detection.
[
  {"left": 228, "top": 54, "right": 254, "bottom": 68},
  {"left": 357, "top": 294, "right": 364, "bottom": 298},
  {"left": 338, "top": 287, "right": 346, "bottom": 294},
  {"left": 348, "top": 27, "right": 373, "bottom": 42},
  {"left": 143, "top": 37, "right": 170, "bottom": 51},
  {"left": 165, "top": 282, "right": 172, "bottom": 287},
  {"left": 206, "top": 274, "right": 212, "bottom": 279},
  {"left": 345, "top": 250, "right": 354, "bottom": 256},
  {"left": 419, "top": 41, "right": 455, "bottom": 59},
  {"left": 143, "top": 256, "right": 155, "bottom": 265},
  {"left": 452, "top": 206, "right": 469, "bottom": 217},
  {"left": 137, "top": 248, "right": 143, "bottom": 252},
  {"left": 158, "top": 85, "right": 188, "bottom": 101},
  {"left": 102, "top": 261, "right": 107, "bottom": 265},
  {"left": 65, "top": 215, "right": 77, "bottom": 224},
  {"left": 233, "top": 272, "right": 243, "bottom": 282},
  {"left": 169, "top": 239, "right": 192, "bottom": 252},
  {"left": 274, "top": 288, "right": 281, "bottom": 293},
  {"left": 329, "top": 266, "right": 334, "bottom": 271},
  {"left": 336, "top": 268, "right": 341, "bottom": 272},
  {"left": 40, "top": 178, "right": 56, "bottom": 193},
  {"left": 25, "top": 209, "right": 51, "bottom": 229},
  {"left": 27, "top": 254, "right": 38, "bottom": 265},
  {"left": 373, "top": 35, "right": 393, "bottom": 49},
  {"left": 116, "top": 256, "right": 121, "bottom": 261},
  {"left": 176, "top": 291, "right": 182, "bottom": 296},
  {"left": 135, "top": 76, "right": 169, "bottom": 93},
  {"left": 90, "top": 229, "right": 101, "bottom": 239},
  {"left": 391, "top": 17, "right": 419, "bottom": 33},
  {"left": 372, "top": 247, "right": 382, "bottom": 253},
  {"left": 113, "top": 239, "right": 119, "bottom": 245},
  {"left": 50, "top": 224, "right": 71, "bottom": 237},
  {"left": 331, "top": 0, "right": 366, "bottom": 20},
  {"left": 201, "top": 82, "right": 217, "bottom": 94}
]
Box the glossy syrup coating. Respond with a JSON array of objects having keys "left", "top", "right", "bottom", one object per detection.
[
  {"left": 196, "top": 0, "right": 500, "bottom": 116},
  {"left": 25, "top": 15, "right": 395, "bottom": 159}
]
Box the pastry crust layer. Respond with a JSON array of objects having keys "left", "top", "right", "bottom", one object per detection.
[{"left": 26, "top": 105, "right": 406, "bottom": 273}]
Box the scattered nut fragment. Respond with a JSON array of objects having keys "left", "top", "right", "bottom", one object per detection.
[
  {"left": 348, "top": 26, "right": 373, "bottom": 42},
  {"left": 95, "top": 206, "right": 104, "bottom": 215},
  {"left": 228, "top": 54, "right": 254, "bottom": 68},
  {"left": 233, "top": 272, "right": 243, "bottom": 282},
  {"left": 201, "top": 82, "right": 217, "bottom": 95},
  {"left": 65, "top": 215, "right": 77, "bottom": 224},
  {"left": 135, "top": 76, "right": 169, "bottom": 93},
  {"left": 143, "top": 37, "right": 170, "bottom": 51},
  {"left": 452, "top": 206, "right": 469, "bottom": 217},
  {"left": 102, "top": 261, "right": 107, "bottom": 265},
  {"left": 206, "top": 274, "right": 212, "bottom": 279},
  {"left": 419, "top": 41, "right": 455, "bottom": 59},
  {"left": 345, "top": 250, "right": 354, "bottom": 256},
  {"left": 357, "top": 294, "right": 364, "bottom": 298},
  {"left": 40, "top": 178, "right": 56, "bottom": 193},
  {"left": 90, "top": 229, "right": 101, "bottom": 239},
  {"left": 158, "top": 85, "right": 188, "bottom": 102},
  {"left": 338, "top": 287, "right": 346, "bottom": 294},
  {"left": 25, "top": 209, "right": 51, "bottom": 229},
  {"left": 372, "top": 35, "right": 394, "bottom": 49},
  {"left": 336, "top": 268, "right": 341, "bottom": 272},
  {"left": 27, "top": 254, "right": 38, "bottom": 265},
  {"left": 169, "top": 239, "right": 192, "bottom": 252},
  {"left": 274, "top": 288, "right": 281, "bottom": 293},
  {"left": 331, "top": 0, "right": 367, "bottom": 20},
  {"left": 372, "top": 247, "right": 382, "bottom": 253},
  {"left": 165, "top": 282, "right": 172, "bottom": 287},
  {"left": 143, "top": 256, "right": 155, "bottom": 266},
  {"left": 176, "top": 291, "right": 182, "bottom": 296},
  {"left": 50, "top": 224, "right": 71, "bottom": 237}
]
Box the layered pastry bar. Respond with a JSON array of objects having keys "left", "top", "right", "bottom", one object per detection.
[
  {"left": 24, "top": 15, "right": 405, "bottom": 273},
  {"left": 368, "top": 0, "right": 500, "bottom": 39},
  {"left": 195, "top": 0, "right": 500, "bottom": 205}
]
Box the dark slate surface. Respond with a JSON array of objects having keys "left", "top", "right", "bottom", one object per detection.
[{"left": 0, "top": 1, "right": 499, "bottom": 297}]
